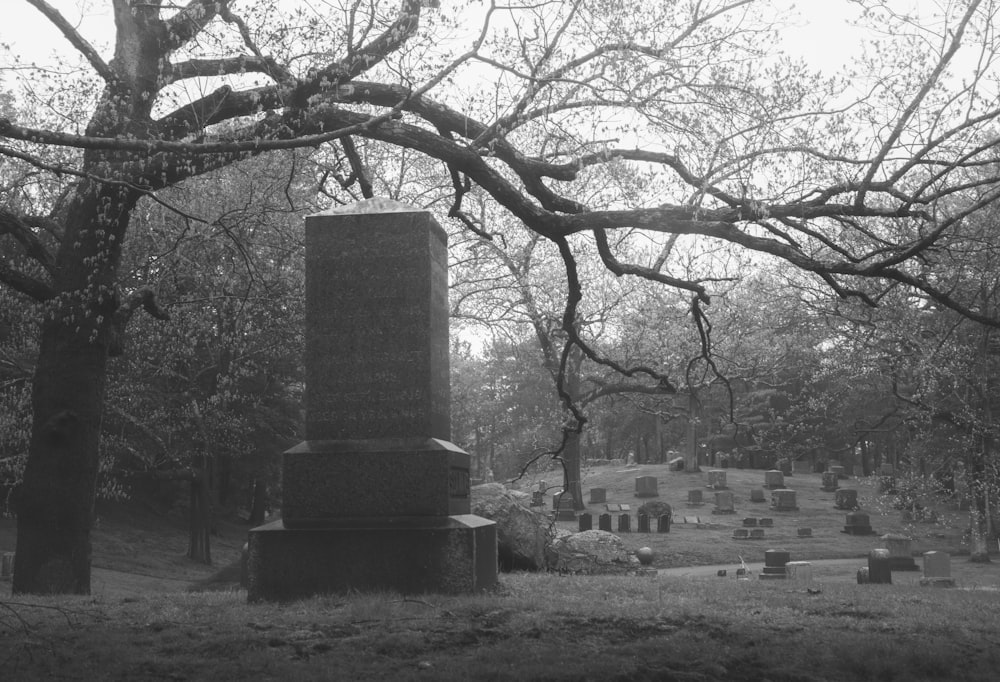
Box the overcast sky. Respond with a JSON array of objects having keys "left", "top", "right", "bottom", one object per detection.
[{"left": 1, "top": 1, "right": 869, "bottom": 75}]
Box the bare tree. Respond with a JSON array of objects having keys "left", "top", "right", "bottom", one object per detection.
[{"left": 3, "top": 0, "right": 1000, "bottom": 593}]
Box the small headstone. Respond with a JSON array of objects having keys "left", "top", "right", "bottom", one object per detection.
[
  {"left": 797, "top": 527, "right": 812, "bottom": 538},
  {"left": 736, "top": 567, "right": 748, "bottom": 578},
  {"left": 786, "top": 561, "right": 812, "bottom": 581},
  {"left": 553, "top": 494, "right": 576, "bottom": 521},
  {"left": 764, "top": 470, "right": 785, "bottom": 489},
  {"left": 707, "top": 470, "right": 728, "bottom": 489},
  {"left": 829, "top": 464, "right": 846, "bottom": 479},
  {"left": 750, "top": 528, "right": 765, "bottom": 539},
  {"left": 733, "top": 528, "right": 750, "bottom": 539},
  {"left": 842, "top": 512, "right": 875, "bottom": 535},
  {"left": 857, "top": 567, "right": 870, "bottom": 584},
  {"left": 687, "top": 489, "right": 704, "bottom": 506},
  {"left": 598, "top": 513, "right": 613, "bottom": 532},
  {"left": 742, "top": 517, "right": 758, "bottom": 527},
  {"left": 618, "top": 514, "right": 631, "bottom": 533},
  {"left": 712, "top": 490, "right": 736, "bottom": 514},
  {"left": 578, "top": 513, "right": 593, "bottom": 532},
  {"left": 635, "top": 476, "right": 659, "bottom": 498},
  {"left": 637, "top": 513, "right": 651, "bottom": 533},
  {"left": 606, "top": 503, "right": 621, "bottom": 512},
  {"left": 749, "top": 489, "right": 766, "bottom": 503},
  {"left": 657, "top": 514, "right": 671, "bottom": 533},
  {"left": 821, "top": 471, "right": 839, "bottom": 492},
  {"left": 834, "top": 489, "right": 858, "bottom": 510},
  {"left": 758, "top": 517, "right": 774, "bottom": 527},
  {"left": 920, "top": 551, "right": 955, "bottom": 587},
  {"left": 868, "top": 548, "right": 892, "bottom": 584},
  {"left": 619, "top": 503, "right": 631, "bottom": 512},
  {"left": 770, "top": 488, "right": 798, "bottom": 511},
  {"left": 717, "top": 569, "right": 727, "bottom": 577},
  {"left": 881, "top": 534, "right": 918, "bottom": 571},
  {"left": 589, "top": 488, "right": 607, "bottom": 504},
  {"left": 760, "top": 549, "right": 790, "bottom": 580},
  {"left": 683, "top": 516, "right": 701, "bottom": 524},
  {"left": 530, "top": 491, "right": 545, "bottom": 507}
]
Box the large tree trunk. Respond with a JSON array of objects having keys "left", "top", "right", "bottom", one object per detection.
[
  {"left": 563, "top": 428, "right": 585, "bottom": 511},
  {"left": 12, "top": 182, "right": 135, "bottom": 594},
  {"left": 11, "top": 324, "right": 108, "bottom": 594}
]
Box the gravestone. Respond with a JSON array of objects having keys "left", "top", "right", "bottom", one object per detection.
[
  {"left": 707, "top": 470, "right": 728, "bottom": 489},
  {"left": 635, "top": 476, "right": 659, "bottom": 497},
  {"left": 530, "top": 491, "right": 544, "bottom": 507},
  {"left": 777, "top": 458, "right": 793, "bottom": 476},
  {"left": 749, "top": 528, "right": 765, "bottom": 539},
  {"left": 770, "top": 488, "right": 799, "bottom": 511},
  {"left": 733, "top": 528, "right": 749, "bottom": 539},
  {"left": 797, "top": 527, "right": 812, "bottom": 538},
  {"left": 881, "top": 534, "right": 918, "bottom": 571},
  {"left": 687, "top": 489, "right": 704, "bottom": 506},
  {"left": 589, "top": 488, "right": 607, "bottom": 504},
  {"left": 657, "top": 514, "right": 671, "bottom": 533},
  {"left": 742, "top": 517, "right": 758, "bottom": 527},
  {"left": 637, "top": 513, "right": 651, "bottom": 532},
  {"left": 598, "top": 513, "right": 613, "bottom": 532},
  {"left": 618, "top": 514, "right": 632, "bottom": 533},
  {"left": 920, "top": 551, "right": 955, "bottom": 587},
  {"left": 829, "top": 464, "right": 846, "bottom": 479},
  {"left": 764, "top": 470, "right": 785, "bottom": 489},
  {"left": 750, "top": 489, "right": 766, "bottom": 503},
  {"left": 821, "top": 471, "right": 839, "bottom": 492},
  {"left": 578, "top": 513, "right": 593, "bottom": 532},
  {"left": 0, "top": 552, "right": 13, "bottom": 580},
  {"left": 247, "top": 200, "right": 497, "bottom": 601},
  {"left": 713, "top": 490, "right": 736, "bottom": 514},
  {"left": 842, "top": 511, "right": 875, "bottom": 535},
  {"left": 553, "top": 494, "right": 576, "bottom": 521},
  {"left": 759, "top": 517, "right": 774, "bottom": 527},
  {"left": 835, "top": 489, "right": 858, "bottom": 510},
  {"left": 868, "top": 548, "right": 892, "bottom": 584},
  {"left": 760, "top": 549, "right": 790, "bottom": 580},
  {"left": 786, "top": 561, "right": 812, "bottom": 581}
]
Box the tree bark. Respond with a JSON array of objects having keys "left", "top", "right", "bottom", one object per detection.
[
  {"left": 12, "top": 182, "right": 134, "bottom": 594},
  {"left": 187, "top": 456, "right": 212, "bottom": 564}
]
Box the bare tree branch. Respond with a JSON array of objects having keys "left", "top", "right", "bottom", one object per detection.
[{"left": 25, "top": 0, "right": 117, "bottom": 84}]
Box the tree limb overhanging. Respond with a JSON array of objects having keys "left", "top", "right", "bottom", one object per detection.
[{"left": 5, "top": 0, "right": 1000, "bottom": 593}]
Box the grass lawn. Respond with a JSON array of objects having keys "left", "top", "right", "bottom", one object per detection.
[{"left": 2, "top": 465, "right": 1000, "bottom": 681}]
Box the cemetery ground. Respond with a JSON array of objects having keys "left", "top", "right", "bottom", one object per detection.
[{"left": 2, "top": 467, "right": 1000, "bottom": 680}]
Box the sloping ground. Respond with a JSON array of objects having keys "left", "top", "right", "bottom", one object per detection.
[{"left": 520, "top": 462, "right": 976, "bottom": 568}]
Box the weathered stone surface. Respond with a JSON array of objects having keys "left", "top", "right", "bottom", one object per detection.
[
  {"left": 303, "top": 205, "right": 450, "bottom": 441},
  {"left": 472, "top": 483, "right": 553, "bottom": 571},
  {"left": 545, "top": 530, "right": 636, "bottom": 574}
]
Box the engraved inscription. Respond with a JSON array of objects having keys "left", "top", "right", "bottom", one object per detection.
[{"left": 449, "top": 467, "right": 470, "bottom": 498}]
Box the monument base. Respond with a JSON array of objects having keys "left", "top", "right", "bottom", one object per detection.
[{"left": 246, "top": 515, "right": 497, "bottom": 602}]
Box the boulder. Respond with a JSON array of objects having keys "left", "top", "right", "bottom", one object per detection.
[
  {"left": 472, "top": 483, "right": 553, "bottom": 571},
  {"left": 545, "top": 529, "right": 637, "bottom": 575}
]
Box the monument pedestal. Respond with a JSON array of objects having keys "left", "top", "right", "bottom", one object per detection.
[
  {"left": 248, "top": 515, "right": 496, "bottom": 601},
  {"left": 245, "top": 200, "right": 497, "bottom": 600}
]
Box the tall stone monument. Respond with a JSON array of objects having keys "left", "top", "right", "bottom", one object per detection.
[{"left": 246, "top": 198, "right": 498, "bottom": 601}]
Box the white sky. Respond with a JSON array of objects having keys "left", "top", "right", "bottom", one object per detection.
[{"left": 1, "top": 1, "right": 869, "bottom": 75}]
